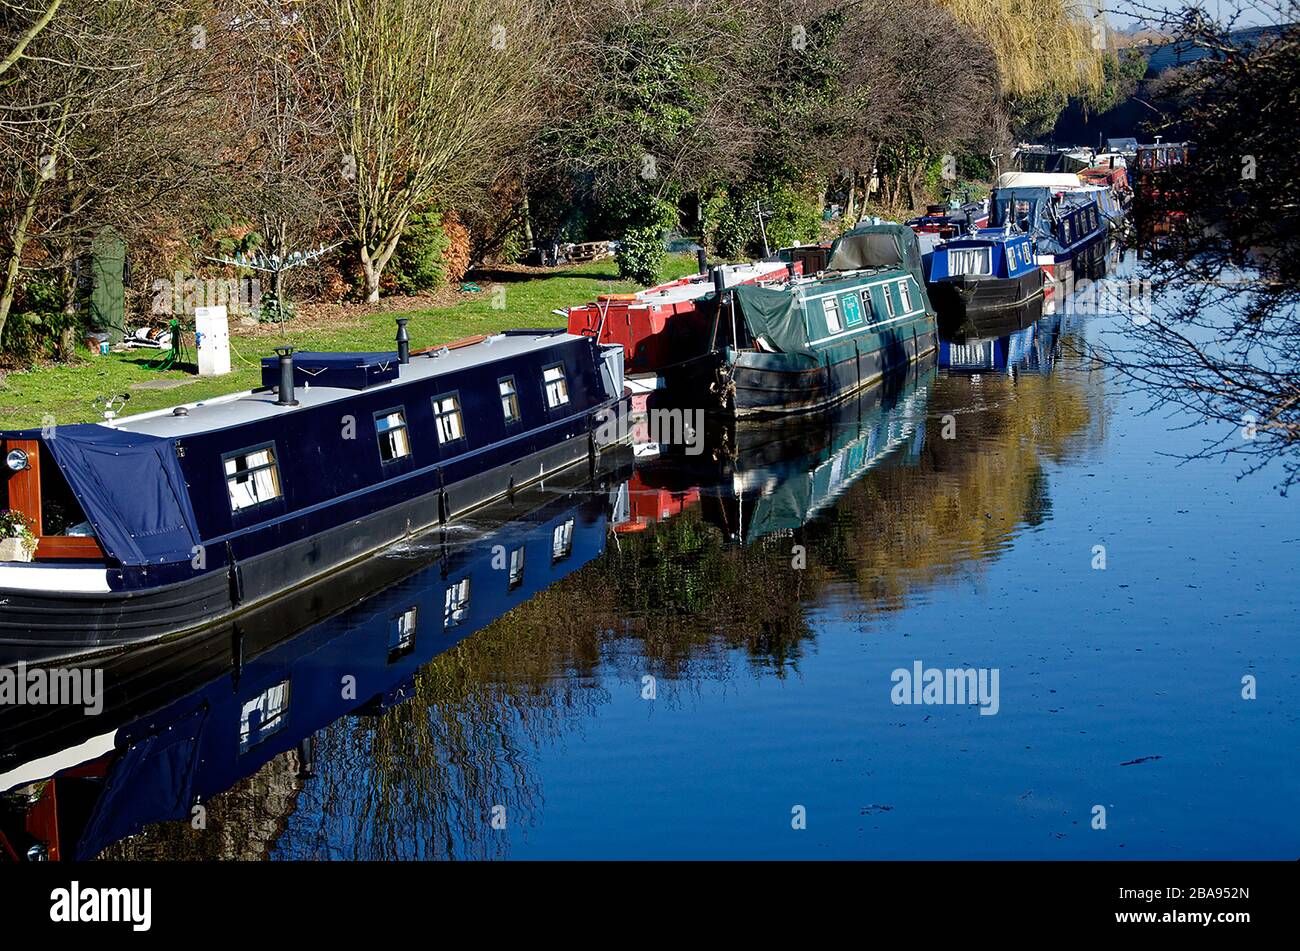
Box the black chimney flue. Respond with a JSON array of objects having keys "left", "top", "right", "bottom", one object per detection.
[
  {"left": 711, "top": 265, "right": 726, "bottom": 298},
  {"left": 696, "top": 248, "right": 708, "bottom": 275},
  {"left": 275, "top": 346, "right": 299, "bottom": 407},
  {"left": 396, "top": 317, "right": 410, "bottom": 365}
]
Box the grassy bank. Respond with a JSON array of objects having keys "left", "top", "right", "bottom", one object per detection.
[{"left": 0, "top": 254, "right": 697, "bottom": 429}]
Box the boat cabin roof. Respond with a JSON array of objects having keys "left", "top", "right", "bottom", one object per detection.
[
  {"left": 109, "top": 329, "right": 577, "bottom": 440},
  {"left": 943, "top": 227, "right": 1031, "bottom": 247}
]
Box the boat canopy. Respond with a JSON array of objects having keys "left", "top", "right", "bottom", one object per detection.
[
  {"left": 995, "top": 172, "right": 1083, "bottom": 192},
  {"left": 33, "top": 424, "right": 201, "bottom": 566},
  {"left": 991, "top": 186, "right": 1055, "bottom": 234},
  {"left": 826, "top": 223, "right": 923, "bottom": 279}
]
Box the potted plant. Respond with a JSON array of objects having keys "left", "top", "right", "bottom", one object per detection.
[{"left": 0, "top": 510, "right": 38, "bottom": 563}]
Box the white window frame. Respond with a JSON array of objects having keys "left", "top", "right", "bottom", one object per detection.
[
  {"left": 543, "top": 364, "right": 570, "bottom": 409},
  {"left": 508, "top": 546, "right": 525, "bottom": 589},
  {"left": 389, "top": 606, "right": 418, "bottom": 658},
  {"left": 897, "top": 280, "right": 912, "bottom": 312},
  {"left": 239, "top": 679, "right": 290, "bottom": 753},
  {"left": 224, "top": 444, "right": 283, "bottom": 512},
  {"left": 822, "top": 297, "right": 842, "bottom": 334},
  {"left": 947, "top": 247, "right": 992, "bottom": 276},
  {"left": 498, "top": 376, "right": 521, "bottom": 423},
  {"left": 444, "top": 578, "right": 470, "bottom": 628},
  {"left": 552, "top": 518, "right": 575, "bottom": 561},
  {"left": 432, "top": 393, "right": 465, "bottom": 445},
  {"left": 375, "top": 407, "right": 412, "bottom": 464}
]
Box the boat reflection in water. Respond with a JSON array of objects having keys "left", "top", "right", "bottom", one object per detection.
[
  {"left": 0, "top": 457, "right": 631, "bottom": 861},
  {"left": 637, "top": 357, "right": 934, "bottom": 545},
  {"left": 938, "top": 308, "right": 1065, "bottom": 377}
]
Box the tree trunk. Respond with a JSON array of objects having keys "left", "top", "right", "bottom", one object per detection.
[
  {"left": 362, "top": 255, "right": 381, "bottom": 304},
  {"left": 521, "top": 188, "right": 534, "bottom": 247},
  {"left": 0, "top": 180, "right": 42, "bottom": 343}
]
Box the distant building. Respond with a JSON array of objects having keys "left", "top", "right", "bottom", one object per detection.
[
  {"left": 1140, "top": 24, "right": 1295, "bottom": 77},
  {"left": 1053, "top": 23, "right": 1296, "bottom": 144}
]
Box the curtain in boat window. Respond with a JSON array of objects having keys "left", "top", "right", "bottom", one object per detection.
[{"left": 948, "top": 247, "right": 992, "bottom": 276}]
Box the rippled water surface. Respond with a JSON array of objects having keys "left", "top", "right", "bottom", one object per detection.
[{"left": 6, "top": 251, "right": 1296, "bottom": 860}]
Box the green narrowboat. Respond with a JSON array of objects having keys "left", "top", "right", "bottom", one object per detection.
[{"left": 664, "top": 223, "right": 937, "bottom": 418}]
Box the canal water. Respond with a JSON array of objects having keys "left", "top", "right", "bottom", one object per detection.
[{"left": 3, "top": 249, "right": 1296, "bottom": 860}]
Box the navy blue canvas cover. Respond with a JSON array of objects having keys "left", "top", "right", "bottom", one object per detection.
[
  {"left": 41, "top": 424, "right": 202, "bottom": 566},
  {"left": 260, "top": 351, "right": 400, "bottom": 390}
]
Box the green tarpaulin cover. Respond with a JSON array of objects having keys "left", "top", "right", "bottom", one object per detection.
[
  {"left": 826, "top": 222, "right": 929, "bottom": 293},
  {"left": 731, "top": 224, "right": 933, "bottom": 361},
  {"left": 731, "top": 283, "right": 813, "bottom": 358}
]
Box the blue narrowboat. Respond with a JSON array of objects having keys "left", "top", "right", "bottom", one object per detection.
[
  {"left": 0, "top": 328, "right": 629, "bottom": 663},
  {"left": 990, "top": 184, "right": 1109, "bottom": 287},
  {"left": 663, "top": 224, "right": 937, "bottom": 417},
  {"left": 923, "top": 225, "right": 1045, "bottom": 340}
]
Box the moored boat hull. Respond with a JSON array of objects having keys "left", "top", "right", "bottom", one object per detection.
[
  {"left": 928, "top": 269, "right": 1045, "bottom": 341},
  {"left": 0, "top": 427, "right": 625, "bottom": 666},
  {"left": 664, "top": 325, "right": 936, "bottom": 419}
]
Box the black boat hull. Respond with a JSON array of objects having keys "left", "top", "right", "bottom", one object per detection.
[
  {"left": 927, "top": 270, "right": 1045, "bottom": 341},
  {"left": 664, "top": 328, "right": 937, "bottom": 419}
]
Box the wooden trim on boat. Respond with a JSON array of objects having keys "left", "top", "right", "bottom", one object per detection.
[
  {"left": 5, "top": 438, "right": 42, "bottom": 530},
  {"left": 3, "top": 437, "right": 106, "bottom": 561},
  {"left": 35, "top": 537, "right": 105, "bottom": 559},
  {"left": 410, "top": 334, "right": 489, "bottom": 358}
]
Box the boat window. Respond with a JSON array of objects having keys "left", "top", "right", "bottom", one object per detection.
[
  {"left": 388, "top": 607, "right": 417, "bottom": 660},
  {"left": 948, "top": 247, "right": 992, "bottom": 275},
  {"left": 444, "top": 578, "right": 470, "bottom": 628},
  {"left": 1062, "top": 217, "right": 1072, "bottom": 242},
  {"left": 499, "top": 376, "right": 521, "bottom": 423},
  {"left": 508, "top": 546, "right": 525, "bottom": 589},
  {"left": 375, "top": 408, "right": 412, "bottom": 462},
  {"left": 880, "top": 284, "right": 897, "bottom": 318},
  {"left": 224, "top": 444, "right": 283, "bottom": 512},
  {"left": 822, "top": 297, "right": 842, "bottom": 334},
  {"left": 842, "top": 293, "right": 863, "bottom": 326},
  {"left": 552, "top": 518, "right": 575, "bottom": 561},
  {"left": 897, "top": 280, "right": 912, "bottom": 312},
  {"left": 543, "top": 364, "right": 570, "bottom": 408},
  {"left": 432, "top": 393, "right": 465, "bottom": 445},
  {"left": 239, "top": 679, "right": 290, "bottom": 754},
  {"left": 1014, "top": 200, "right": 1031, "bottom": 230}
]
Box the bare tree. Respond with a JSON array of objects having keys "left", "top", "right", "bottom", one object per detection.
[
  {"left": 0, "top": 0, "right": 227, "bottom": 342},
  {"left": 214, "top": 0, "right": 341, "bottom": 305},
  {"left": 1100, "top": 2, "right": 1300, "bottom": 490},
  {"left": 308, "top": 0, "right": 557, "bottom": 302},
  {"left": 0, "top": 0, "right": 63, "bottom": 78}
]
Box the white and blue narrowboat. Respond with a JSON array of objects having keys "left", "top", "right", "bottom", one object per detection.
[
  {"left": 989, "top": 182, "right": 1109, "bottom": 288},
  {"left": 0, "top": 327, "right": 629, "bottom": 663},
  {"left": 923, "top": 225, "right": 1045, "bottom": 340},
  {"left": 663, "top": 224, "right": 937, "bottom": 417}
]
